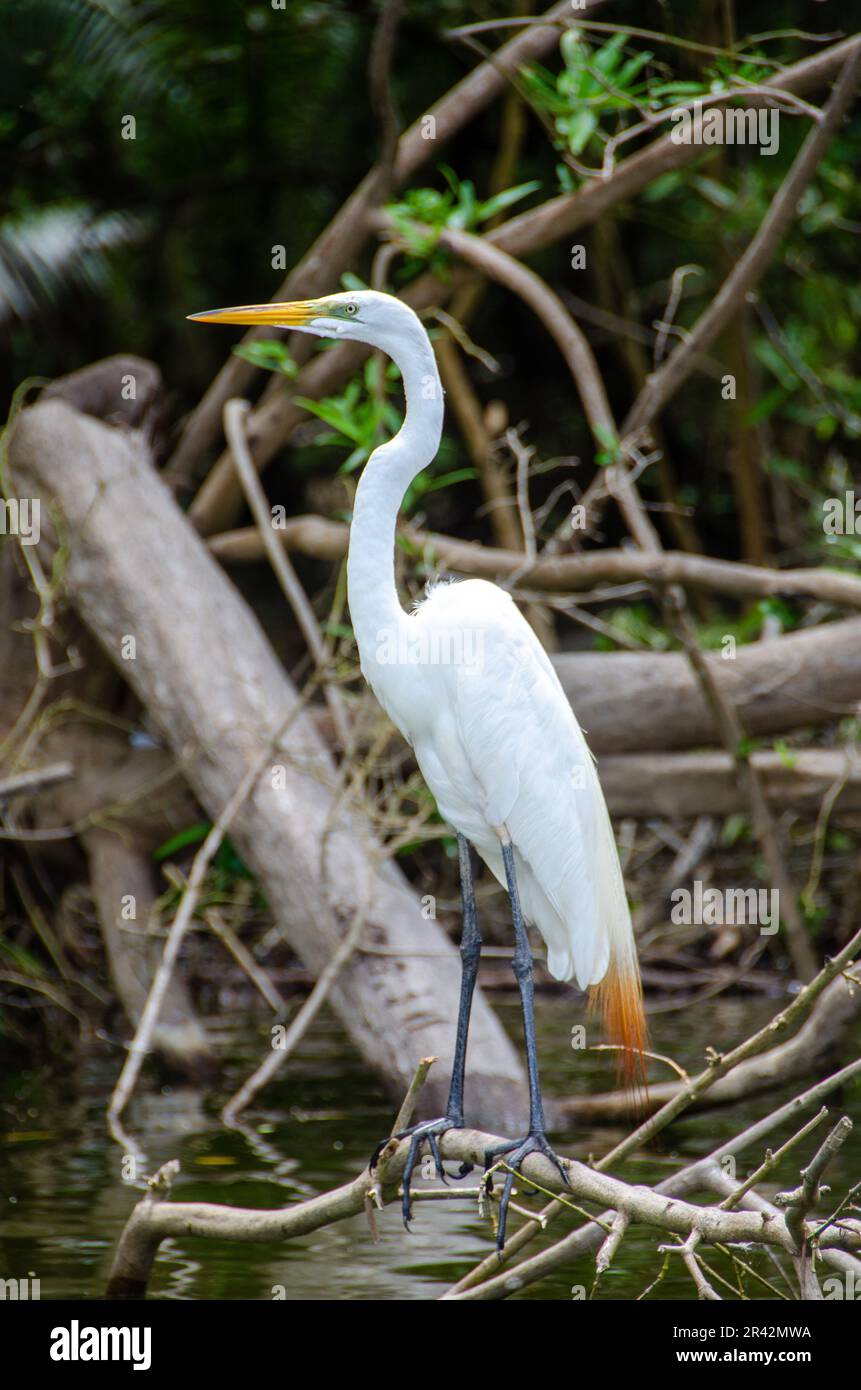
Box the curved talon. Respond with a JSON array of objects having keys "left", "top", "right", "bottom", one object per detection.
[
  {"left": 402, "top": 1130, "right": 425, "bottom": 1227},
  {"left": 425, "top": 1130, "right": 447, "bottom": 1182},
  {"left": 368, "top": 1115, "right": 466, "bottom": 1231},
  {"left": 482, "top": 1131, "right": 570, "bottom": 1251},
  {"left": 497, "top": 1168, "right": 519, "bottom": 1248}
]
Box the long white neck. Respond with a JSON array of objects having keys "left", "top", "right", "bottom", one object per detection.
[{"left": 347, "top": 327, "right": 444, "bottom": 670}]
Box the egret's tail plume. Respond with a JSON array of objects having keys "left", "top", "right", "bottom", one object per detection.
[{"left": 589, "top": 960, "right": 648, "bottom": 1097}]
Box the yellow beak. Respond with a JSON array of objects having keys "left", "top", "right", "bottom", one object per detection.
[{"left": 187, "top": 298, "right": 324, "bottom": 327}]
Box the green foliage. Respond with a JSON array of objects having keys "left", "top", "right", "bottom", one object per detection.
[
  {"left": 720, "top": 814, "right": 750, "bottom": 848},
  {"left": 292, "top": 355, "right": 476, "bottom": 506},
  {"left": 592, "top": 603, "right": 673, "bottom": 652},
  {"left": 594, "top": 423, "right": 621, "bottom": 466},
  {"left": 0, "top": 937, "right": 46, "bottom": 978},
  {"left": 523, "top": 27, "right": 776, "bottom": 172},
  {"left": 232, "top": 340, "right": 298, "bottom": 377},
  {"left": 386, "top": 166, "right": 540, "bottom": 271},
  {"left": 153, "top": 823, "right": 212, "bottom": 861},
  {"left": 152, "top": 825, "right": 261, "bottom": 915},
  {"left": 295, "top": 357, "right": 404, "bottom": 474},
  {"left": 522, "top": 29, "right": 656, "bottom": 158}
]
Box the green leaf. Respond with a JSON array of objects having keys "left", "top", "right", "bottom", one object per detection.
[
  {"left": 721, "top": 814, "right": 749, "bottom": 847},
  {"left": 412, "top": 466, "right": 477, "bottom": 496},
  {"left": 153, "top": 823, "right": 211, "bottom": 861},
  {"left": 294, "top": 396, "right": 365, "bottom": 443},
  {"left": 558, "top": 109, "right": 598, "bottom": 156},
  {"left": 773, "top": 739, "right": 798, "bottom": 770},
  {"left": 233, "top": 340, "right": 298, "bottom": 377},
  {"left": 477, "top": 180, "right": 541, "bottom": 222}
]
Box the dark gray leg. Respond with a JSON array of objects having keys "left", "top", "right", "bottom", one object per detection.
[
  {"left": 483, "top": 838, "right": 569, "bottom": 1249},
  {"left": 501, "top": 839, "right": 545, "bottom": 1134},
  {"left": 370, "top": 831, "right": 480, "bottom": 1226},
  {"left": 445, "top": 832, "right": 481, "bottom": 1123}
]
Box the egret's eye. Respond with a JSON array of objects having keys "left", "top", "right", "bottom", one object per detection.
[{"left": 344, "top": 302, "right": 358, "bottom": 316}]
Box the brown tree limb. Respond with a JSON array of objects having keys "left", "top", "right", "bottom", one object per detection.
[
  {"left": 223, "top": 398, "right": 351, "bottom": 750},
  {"left": 209, "top": 514, "right": 861, "bottom": 610},
  {"left": 599, "top": 748, "right": 861, "bottom": 819}
]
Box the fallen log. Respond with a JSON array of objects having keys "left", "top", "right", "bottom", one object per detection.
[
  {"left": 560, "top": 623, "right": 861, "bottom": 754},
  {"left": 599, "top": 749, "right": 861, "bottom": 819},
  {"left": 7, "top": 399, "right": 527, "bottom": 1128}
]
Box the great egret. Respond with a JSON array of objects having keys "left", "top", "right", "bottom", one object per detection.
[{"left": 190, "top": 289, "right": 646, "bottom": 1246}]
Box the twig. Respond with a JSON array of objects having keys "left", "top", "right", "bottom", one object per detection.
[
  {"left": 223, "top": 398, "right": 351, "bottom": 750},
  {"left": 0, "top": 761, "right": 74, "bottom": 800},
  {"left": 506, "top": 427, "right": 537, "bottom": 560},
  {"left": 445, "top": 967, "right": 861, "bottom": 1299},
  {"left": 721, "top": 1107, "right": 829, "bottom": 1212},
  {"left": 221, "top": 867, "right": 375, "bottom": 1124},
  {"left": 106, "top": 1117, "right": 861, "bottom": 1299},
  {"left": 776, "top": 1115, "right": 854, "bottom": 1251},
  {"left": 203, "top": 906, "right": 286, "bottom": 1014}
]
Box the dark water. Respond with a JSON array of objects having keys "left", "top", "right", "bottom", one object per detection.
[{"left": 2, "top": 992, "right": 860, "bottom": 1301}]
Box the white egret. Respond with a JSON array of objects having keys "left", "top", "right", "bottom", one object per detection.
[{"left": 190, "top": 289, "right": 645, "bottom": 1246}]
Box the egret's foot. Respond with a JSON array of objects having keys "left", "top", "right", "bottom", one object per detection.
[
  {"left": 370, "top": 1116, "right": 471, "bottom": 1229},
  {"left": 483, "top": 1130, "right": 569, "bottom": 1250}
]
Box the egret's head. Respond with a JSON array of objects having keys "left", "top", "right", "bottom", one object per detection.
[{"left": 188, "top": 288, "right": 424, "bottom": 355}]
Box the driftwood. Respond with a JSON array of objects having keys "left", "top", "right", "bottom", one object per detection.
[
  {"left": 41, "top": 354, "right": 164, "bottom": 432},
  {"left": 86, "top": 825, "right": 214, "bottom": 1078},
  {"left": 599, "top": 749, "right": 861, "bottom": 818},
  {"left": 7, "top": 399, "right": 527, "bottom": 1127},
  {"left": 558, "top": 622, "right": 861, "bottom": 755},
  {"left": 0, "top": 436, "right": 215, "bottom": 1080}
]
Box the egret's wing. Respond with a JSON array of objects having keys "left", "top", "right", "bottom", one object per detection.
[{"left": 441, "top": 582, "right": 630, "bottom": 988}]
